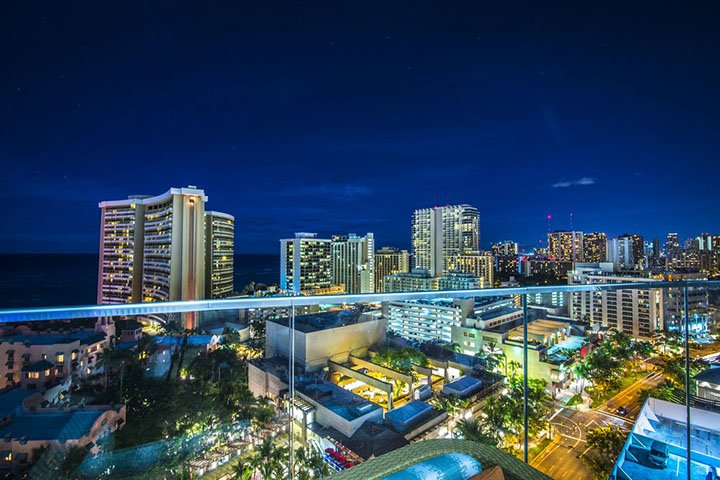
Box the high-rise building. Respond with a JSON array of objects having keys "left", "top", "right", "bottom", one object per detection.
[
  {"left": 568, "top": 264, "right": 663, "bottom": 339},
  {"left": 492, "top": 241, "right": 518, "bottom": 256},
  {"left": 331, "top": 233, "right": 375, "bottom": 294},
  {"left": 662, "top": 272, "right": 709, "bottom": 332},
  {"left": 412, "top": 205, "right": 479, "bottom": 276},
  {"left": 447, "top": 250, "right": 494, "bottom": 287},
  {"left": 583, "top": 232, "right": 607, "bottom": 263},
  {"left": 696, "top": 233, "right": 720, "bottom": 276},
  {"left": 665, "top": 232, "right": 680, "bottom": 257},
  {"left": 205, "top": 211, "right": 235, "bottom": 298},
  {"left": 97, "top": 187, "right": 224, "bottom": 330},
  {"left": 547, "top": 230, "right": 584, "bottom": 262},
  {"left": 607, "top": 233, "right": 645, "bottom": 270},
  {"left": 607, "top": 235, "right": 637, "bottom": 270},
  {"left": 492, "top": 241, "right": 519, "bottom": 277},
  {"left": 374, "top": 247, "right": 410, "bottom": 293},
  {"left": 629, "top": 233, "right": 645, "bottom": 268},
  {"left": 384, "top": 298, "right": 474, "bottom": 344},
  {"left": 280, "top": 233, "right": 333, "bottom": 295}
]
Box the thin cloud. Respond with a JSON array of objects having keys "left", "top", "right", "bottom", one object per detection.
[{"left": 551, "top": 177, "right": 596, "bottom": 188}]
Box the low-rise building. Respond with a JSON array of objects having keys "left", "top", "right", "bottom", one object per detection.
[
  {"left": 265, "top": 309, "right": 386, "bottom": 373},
  {"left": 0, "top": 331, "right": 108, "bottom": 391},
  {"left": 382, "top": 269, "right": 439, "bottom": 293},
  {"left": 438, "top": 271, "right": 482, "bottom": 290},
  {"left": 0, "top": 404, "right": 125, "bottom": 467}
]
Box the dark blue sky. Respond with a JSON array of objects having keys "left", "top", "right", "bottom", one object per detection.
[{"left": 1, "top": 1, "right": 718, "bottom": 254}]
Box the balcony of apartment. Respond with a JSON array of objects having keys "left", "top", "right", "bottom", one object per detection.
[{"left": 0, "top": 279, "right": 719, "bottom": 479}]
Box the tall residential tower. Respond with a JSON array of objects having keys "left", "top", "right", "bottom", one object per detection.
[
  {"left": 97, "top": 186, "right": 233, "bottom": 329},
  {"left": 412, "top": 205, "right": 479, "bottom": 276},
  {"left": 331, "top": 233, "right": 375, "bottom": 294},
  {"left": 280, "top": 233, "right": 334, "bottom": 295},
  {"left": 374, "top": 247, "right": 410, "bottom": 292},
  {"left": 205, "top": 211, "right": 235, "bottom": 298}
]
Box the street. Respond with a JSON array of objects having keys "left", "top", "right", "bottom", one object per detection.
[
  {"left": 531, "top": 405, "right": 630, "bottom": 480},
  {"left": 597, "top": 370, "right": 665, "bottom": 419}
]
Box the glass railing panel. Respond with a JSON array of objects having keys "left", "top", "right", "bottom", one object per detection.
[
  {"left": 686, "top": 284, "right": 719, "bottom": 480},
  {"left": 0, "top": 280, "right": 718, "bottom": 479}
]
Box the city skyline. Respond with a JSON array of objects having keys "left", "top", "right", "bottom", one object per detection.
[{"left": 2, "top": 2, "right": 720, "bottom": 253}]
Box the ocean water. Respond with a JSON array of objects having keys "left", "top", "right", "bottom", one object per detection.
[{"left": 0, "top": 254, "right": 279, "bottom": 309}]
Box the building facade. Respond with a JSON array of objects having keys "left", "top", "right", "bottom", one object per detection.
[
  {"left": 491, "top": 242, "right": 518, "bottom": 278},
  {"left": 374, "top": 247, "right": 410, "bottom": 293},
  {"left": 438, "top": 271, "right": 482, "bottom": 290},
  {"left": 98, "top": 186, "right": 231, "bottom": 329},
  {"left": 204, "top": 211, "right": 235, "bottom": 298},
  {"left": 412, "top": 205, "right": 479, "bottom": 276},
  {"left": 568, "top": 264, "right": 663, "bottom": 338},
  {"left": 447, "top": 251, "right": 494, "bottom": 287},
  {"left": 583, "top": 232, "right": 607, "bottom": 263},
  {"left": 0, "top": 330, "right": 108, "bottom": 391},
  {"left": 280, "top": 233, "right": 333, "bottom": 294},
  {"left": 331, "top": 233, "right": 375, "bottom": 294},
  {"left": 547, "top": 231, "right": 584, "bottom": 262},
  {"left": 382, "top": 270, "right": 440, "bottom": 293},
  {"left": 384, "top": 299, "right": 473, "bottom": 344}
]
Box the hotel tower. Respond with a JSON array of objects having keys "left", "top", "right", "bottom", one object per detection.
[{"left": 97, "top": 186, "right": 233, "bottom": 329}]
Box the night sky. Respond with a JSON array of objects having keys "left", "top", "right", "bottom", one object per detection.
[{"left": 2, "top": 1, "right": 719, "bottom": 254}]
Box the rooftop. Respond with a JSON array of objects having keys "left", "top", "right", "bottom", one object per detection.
[
  {"left": 155, "top": 334, "right": 220, "bottom": 347},
  {"left": 0, "top": 389, "right": 37, "bottom": 418},
  {"left": 22, "top": 359, "right": 54, "bottom": 373},
  {"left": 385, "top": 400, "right": 436, "bottom": 434},
  {"left": 297, "top": 380, "right": 381, "bottom": 421},
  {"left": 268, "top": 309, "right": 377, "bottom": 333},
  {"left": 0, "top": 410, "right": 105, "bottom": 441},
  {"left": 694, "top": 367, "right": 720, "bottom": 384},
  {"left": 444, "top": 375, "right": 484, "bottom": 398},
  {"left": 0, "top": 331, "right": 104, "bottom": 347}
]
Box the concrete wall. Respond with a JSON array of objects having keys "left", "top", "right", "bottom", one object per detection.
[
  {"left": 247, "top": 362, "right": 288, "bottom": 400},
  {"left": 266, "top": 316, "right": 386, "bottom": 372}
]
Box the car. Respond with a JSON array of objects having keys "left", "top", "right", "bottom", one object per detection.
[
  {"left": 616, "top": 406, "right": 629, "bottom": 416},
  {"left": 707, "top": 466, "right": 719, "bottom": 480},
  {"left": 649, "top": 440, "right": 669, "bottom": 468}
]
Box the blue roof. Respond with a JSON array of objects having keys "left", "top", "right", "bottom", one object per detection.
[
  {"left": 114, "top": 341, "right": 139, "bottom": 350},
  {"left": 0, "top": 331, "right": 103, "bottom": 346},
  {"left": 386, "top": 400, "right": 433, "bottom": 434},
  {"left": 443, "top": 376, "right": 484, "bottom": 398},
  {"left": 0, "top": 410, "right": 104, "bottom": 441},
  {"left": 155, "top": 335, "right": 219, "bottom": 347},
  {"left": 382, "top": 453, "right": 482, "bottom": 480},
  {"left": 0, "top": 389, "right": 36, "bottom": 418}
]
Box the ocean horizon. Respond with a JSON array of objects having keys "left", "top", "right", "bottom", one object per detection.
[{"left": 0, "top": 253, "right": 280, "bottom": 309}]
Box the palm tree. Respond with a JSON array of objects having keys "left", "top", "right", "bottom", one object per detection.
[
  {"left": 455, "top": 417, "right": 496, "bottom": 446},
  {"left": 431, "top": 395, "right": 469, "bottom": 436},
  {"left": 231, "top": 459, "right": 254, "bottom": 480}
]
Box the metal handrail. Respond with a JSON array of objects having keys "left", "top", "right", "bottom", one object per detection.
[{"left": 0, "top": 280, "right": 718, "bottom": 322}]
